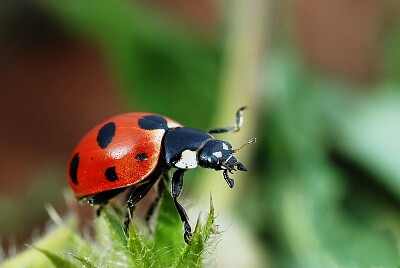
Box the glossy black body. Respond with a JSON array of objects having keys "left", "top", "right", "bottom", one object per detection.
[{"left": 163, "top": 127, "right": 212, "bottom": 166}]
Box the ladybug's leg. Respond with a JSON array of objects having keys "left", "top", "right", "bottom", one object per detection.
[
  {"left": 207, "top": 106, "right": 246, "bottom": 134},
  {"left": 88, "top": 187, "right": 128, "bottom": 206},
  {"left": 86, "top": 187, "right": 128, "bottom": 217},
  {"left": 124, "top": 175, "right": 159, "bottom": 231},
  {"left": 145, "top": 173, "right": 168, "bottom": 223},
  {"left": 223, "top": 170, "right": 235, "bottom": 188},
  {"left": 96, "top": 206, "right": 104, "bottom": 217},
  {"left": 171, "top": 169, "right": 192, "bottom": 244}
]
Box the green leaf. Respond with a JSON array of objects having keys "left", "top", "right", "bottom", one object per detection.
[
  {"left": 69, "top": 252, "right": 97, "bottom": 268},
  {"left": 2, "top": 190, "right": 218, "bottom": 268},
  {"left": 152, "top": 186, "right": 185, "bottom": 265},
  {"left": 201, "top": 194, "right": 215, "bottom": 242},
  {"left": 172, "top": 195, "right": 215, "bottom": 268},
  {"left": 1, "top": 217, "right": 92, "bottom": 268},
  {"left": 100, "top": 207, "right": 127, "bottom": 246},
  {"left": 33, "top": 246, "right": 80, "bottom": 268},
  {"left": 127, "top": 219, "right": 158, "bottom": 268}
]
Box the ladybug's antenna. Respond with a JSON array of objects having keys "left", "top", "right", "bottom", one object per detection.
[{"left": 233, "top": 138, "right": 257, "bottom": 154}]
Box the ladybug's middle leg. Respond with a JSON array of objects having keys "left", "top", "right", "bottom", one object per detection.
[
  {"left": 124, "top": 174, "right": 159, "bottom": 231},
  {"left": 171, "top": 168, "right": 192, "bottom": 244},
  {"left": 144, "top": 173, "right": 168, "bottom": 223}
]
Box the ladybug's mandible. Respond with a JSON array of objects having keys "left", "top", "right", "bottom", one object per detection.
[{"left": 68, "top": 107, "right": 255, "bottom": 243}]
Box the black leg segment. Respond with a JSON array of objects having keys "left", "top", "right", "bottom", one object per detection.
[
  {"left": 126, "top": 179, "right": 158, "bottom": 208},
  {"left": 207, "top": 106, "right": 247, "bottom": 134},
  {"left": 145, "top": 173, "right": 168, "bottom": 223},
  {"left": 171, "top": 168, "right": 192, "bottom": 243},
  {"left": 124, "top": 174, "right": 160, "bottom": 231},
  {"left": 87, "top": 187, "right": 128, "bottom": 206},
  {"left": 223, "top": 170, "right": 235, "bottom": 188}
]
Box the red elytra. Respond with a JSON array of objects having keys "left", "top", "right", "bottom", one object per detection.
[{"left": 68, "top": 113, "right": 181, "bottom": 199}]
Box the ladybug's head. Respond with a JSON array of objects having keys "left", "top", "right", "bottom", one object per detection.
[{"left": 197, "top": 138, "right": 256, "bottom": 188}]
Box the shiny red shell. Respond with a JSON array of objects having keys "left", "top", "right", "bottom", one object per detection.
[{"left": 68, "top": 113, "right": 181, "bottom": 199}]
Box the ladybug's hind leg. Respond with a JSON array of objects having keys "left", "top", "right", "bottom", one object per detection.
[
  {"left": 86, "top": 187, "right": 128, "bottom": 216},
  {"left": 171, "top": 169, "right": 192, "bottom": 244}
]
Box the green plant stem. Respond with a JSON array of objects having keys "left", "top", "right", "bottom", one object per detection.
[{"left": 202, "top": 0, "right": 270, "bottom": 208}]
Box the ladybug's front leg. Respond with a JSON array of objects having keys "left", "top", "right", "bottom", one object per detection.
[
  {"left": 171, "top": 169, "right": 192, "bottom": 244},
  {"left": 207, "top": 106, "right": 246, "bottom": 134}
]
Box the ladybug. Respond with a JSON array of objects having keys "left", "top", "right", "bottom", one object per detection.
[{"left": 68, "top": 107, "right": 255, "bottom": 243}]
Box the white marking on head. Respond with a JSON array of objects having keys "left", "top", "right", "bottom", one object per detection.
[
  {"left": 167, "top": 122, "right": 181, "bottom": 129},
  {"left": 212, "top": 151, "right": 223, "bottom": 158},
  {"left": 175, "top": 150, "right": 198, "bottom": 169},
  {"left": 222, "top": 143, "right": 229, "bottom": 150}
]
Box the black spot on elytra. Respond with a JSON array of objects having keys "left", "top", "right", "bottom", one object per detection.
[
  {"left": 138, "top": 115, "right": 168, "bottom": 130},
  {"left": 69, "top": 153, "right": 79, "bottom": 185},
  {"left": 105, "top": 166, "right": 118, "bottom": 182},
  {"left": 135, "top": 152, "right": 148, "bottom": 162},
  {"left": 97, "top": 122, "right": 116, "bottom": 149}
]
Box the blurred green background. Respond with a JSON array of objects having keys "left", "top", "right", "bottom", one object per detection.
[{"left": 1, "top": 0, "right": 400, "bottom": 267}]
